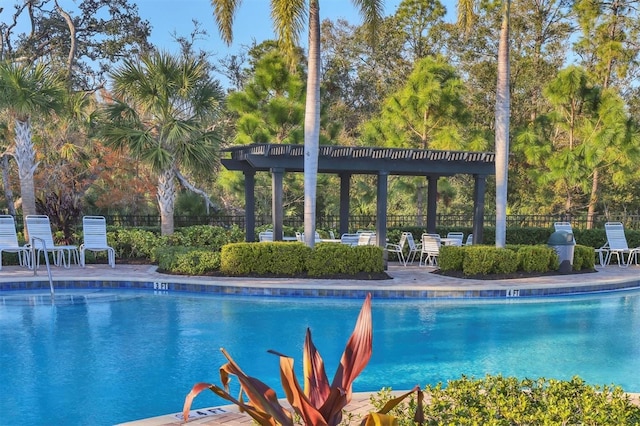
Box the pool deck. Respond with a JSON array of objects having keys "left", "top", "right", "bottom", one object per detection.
[
  {"left": 2, "top": 262, "right": 640, "bottom": 424},
  {"left": 2, "top": 261, "right": 640, "bottom": 298}
]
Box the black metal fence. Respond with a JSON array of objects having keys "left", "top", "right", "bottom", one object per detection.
[{"left": 38, "top": 213, "right": 640, "bottom": 230}]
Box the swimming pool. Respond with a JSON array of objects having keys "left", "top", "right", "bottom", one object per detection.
[{"left": 1, "top": 288, "right": 640, "bottom": 426}]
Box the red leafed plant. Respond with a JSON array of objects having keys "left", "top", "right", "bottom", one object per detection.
[{"left": 184, "top": 293, "right": 400, "bottom": 425}]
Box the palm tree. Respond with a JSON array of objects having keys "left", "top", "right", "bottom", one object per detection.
[
  {"left": 101, "top": 51, "right": 224, "bottom": 235},
  {"left": 458, "top": 0, "right": 511, "bottom": 248},
  {"left": 209, "top": 0, "right": 383, "bottom": 247},
  {"left": 0, "top": 61, "right": 65, "bottom": 217}
]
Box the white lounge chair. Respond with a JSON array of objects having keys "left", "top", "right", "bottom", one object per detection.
[
  {"left": 385, "top": 233, "right": 408, "bottom": 265},
  {"left": 80, "top": 216, "right": 115, "bottom": 268},
  {"left": 25, "top": 215, "right": 79, "bottom": 268},
  {"left": 602, "top": 222, "right": 640, "bottom": 267},
  {"left": 419, "top": 233, "right": 441, "bottom": 266},
  {"left": 0, "top": 215, "right": 30, "bottom": 270}
]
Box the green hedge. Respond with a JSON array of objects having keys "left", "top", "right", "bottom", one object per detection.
[
  {"left": 220, "top": 242, "right": 384, "bottom": 277},
  {"left": 154, "top": 246, "right": 221, "bottom": 275},
  {"left": 438, "top": 244, "right": 595, "bottom": 275}
]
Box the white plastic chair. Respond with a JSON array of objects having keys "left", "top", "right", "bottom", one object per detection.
[
  {"left": 405, "top": 233, "right": 421, "bottom": 264},
  {"left": 464, "top": 233, "right": 473, "bottom": 246},
  {"left": 0, "top": 215, "right": 30, "bottom": 269},
  {"left": 420, "top": 233, "right": 441, "bottom": 266},
  {"left": 340, "top": 233, "right": 360, "bottom": 246},
  {"left": 80, "top": 216, "right": 115, "bottom": 268},
  {"left": 446, "top": 232, "right": 464, "bottom": 246},
  {"left": 357, "top": 232, "right": 375, "bottom": 246},
  {"left": 603, "top": 222, "right": 640, "bottom": 267},
  {"left": 385, "top": 233, "right": 408, "bottom": 265},
  {"left": 25, "top": 215, "right": 79, "bottom": 269},
  {"left": 258, "top": 231, "right": 273, "bottom": 242}
]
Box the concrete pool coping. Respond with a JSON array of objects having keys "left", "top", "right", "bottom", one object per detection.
[
  {"left": 2, "top": 262, "right": 640, "bottom": 299},
  {"left": 2, "top": 263, "right": 640, "bottom": 424}
]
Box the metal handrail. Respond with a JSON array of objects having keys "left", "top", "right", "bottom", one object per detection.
[{"left": 30, "top": 236, "right": 55, "bottom": 299}]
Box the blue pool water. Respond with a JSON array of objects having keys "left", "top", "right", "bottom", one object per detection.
[{"left": 1, "top": 289, "right": 640, "bottom": 426}]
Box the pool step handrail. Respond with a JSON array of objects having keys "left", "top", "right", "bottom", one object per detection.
[{"left": 30, "top": 236, "right": 55, "bottom": 299}]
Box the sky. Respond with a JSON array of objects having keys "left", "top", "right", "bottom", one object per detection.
[{"left": 135, "top": 0, "right": 406, "bottom": 57}]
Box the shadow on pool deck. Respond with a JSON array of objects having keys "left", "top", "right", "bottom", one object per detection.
[{"left": 3, "top": 263, "right": 640, "bottom": 425}]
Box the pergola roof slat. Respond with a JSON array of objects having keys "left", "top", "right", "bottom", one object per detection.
[{"left": 222, "top": 143, "right": 495, "bottom": 177}]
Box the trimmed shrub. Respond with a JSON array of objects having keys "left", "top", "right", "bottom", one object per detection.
[
  {"left": 573, "top": 244, "right": 595, "bottom": 271},
  {"left": 517, "top": 245, "right": 557, "bottom": 273},
  {"left": 155, "top": 246, "right": 221, "bottom": 275},
  {"left": 112, "top": 228, "right": 159, "bottom": 260},
  {"left": 172, "top": 225, "right": 245, "bottom": 249},
  {"left": 492, "top": 249, "right": 519, "bottom": 274},
  {"left": 307, "top": 244, "right": 384, "bottom": 276},
  {"left": 307, "top": 243, "right": 354, "bottom": 276},
  {"left": 438, "top": 246, "right": 465, "bottom": 271},
  {"left": 220, "top": 242, "right": 309, "bottom": 276},
  {"left": 462, "top": 246, "right": 517, "bottom": 276}
]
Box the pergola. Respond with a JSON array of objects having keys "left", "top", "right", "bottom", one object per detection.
[{"left": 221, "top": 143, "right": 496, "bottom": 247}]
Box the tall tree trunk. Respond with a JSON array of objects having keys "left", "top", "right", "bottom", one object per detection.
[
  {"left": 13, "top": 118, "right": 38, "bottom": 217},
  {"left": 494, "top": 0, "right": 511, "bottom": 248},
  {"left": 1, "top": 155, "right": 17, "bottom": 216},
  {"left": 586, "top": 168, "right": 598, "bottom": 229},
  {"left": 157, "top": 167, "right": 176, "bottom": 236},
  {"left": 303, "top": 0, "right": 321, "bottom": 248}
]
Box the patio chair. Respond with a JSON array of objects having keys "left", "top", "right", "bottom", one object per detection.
[
  {"left": 0, "top": 215, "right": 30, "bottom": 270},
  {"left": 602, "top": 222, "right": 640, "bottom": 267},
  {"left": 405, "top": 232, "right": 421, "bottom": 264},
  {"left": 357, "top": 232, "right": 375, "bottom": 246},
  {"left": 446, "top": 232, "right": 465, "bottom": 246},
  {"left": 258, "top": 230, "right": 273, "bottom": 242},
  {"left": 25, "top": 215, "right": 79, "bottom": 269},
  {"left": 385, "top": 232, "right": 408, "bottom": 265},
  {"left": 340, "top": 233, "right": 360, "bottom": 246},
  {"left": 80, "top": 216, "right": 115, "bottom": 268},
  {"left": 419, "top": 233, "right": 441, "bottom": 267},
  {"left": 464, "top": 233, "right": 473, "bottom": 246}
]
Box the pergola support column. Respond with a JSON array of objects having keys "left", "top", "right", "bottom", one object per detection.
[
  {"left": 271, "top": 167, "right": 284, "bottom": 241},
  {"left": 426, "top": 176, "right": 438, "bottom": 234},
  {"left": 377, "top": 171, "right": 389, "bottom": 269},
  {"left": 243, "top": 170, "right": 256, "bottom": 242},
  {"left": 339, "top": 173, "right": 351, "bottom": 236},
  {"left": 472, "top": 175, "right": 487, "bottom": 244}
]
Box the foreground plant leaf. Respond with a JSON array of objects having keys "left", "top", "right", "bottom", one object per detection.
[
  {"left": 303, "top": 328, "right": 331, "bottom": 407},
  {"left": 182, "top": 348, "right": 293, "bottom": 425},
  {"left": 183, "top": 293, "right": 374, "bottom": 426},
  {"left": 312, "top": 292, "right": 373, "bottom": 425},
  {"left": 183, "top": 381, "right": 276, "bottom": 425},
  {"left": 269, "top": 349, "right": 329, "bottom": 426}
]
